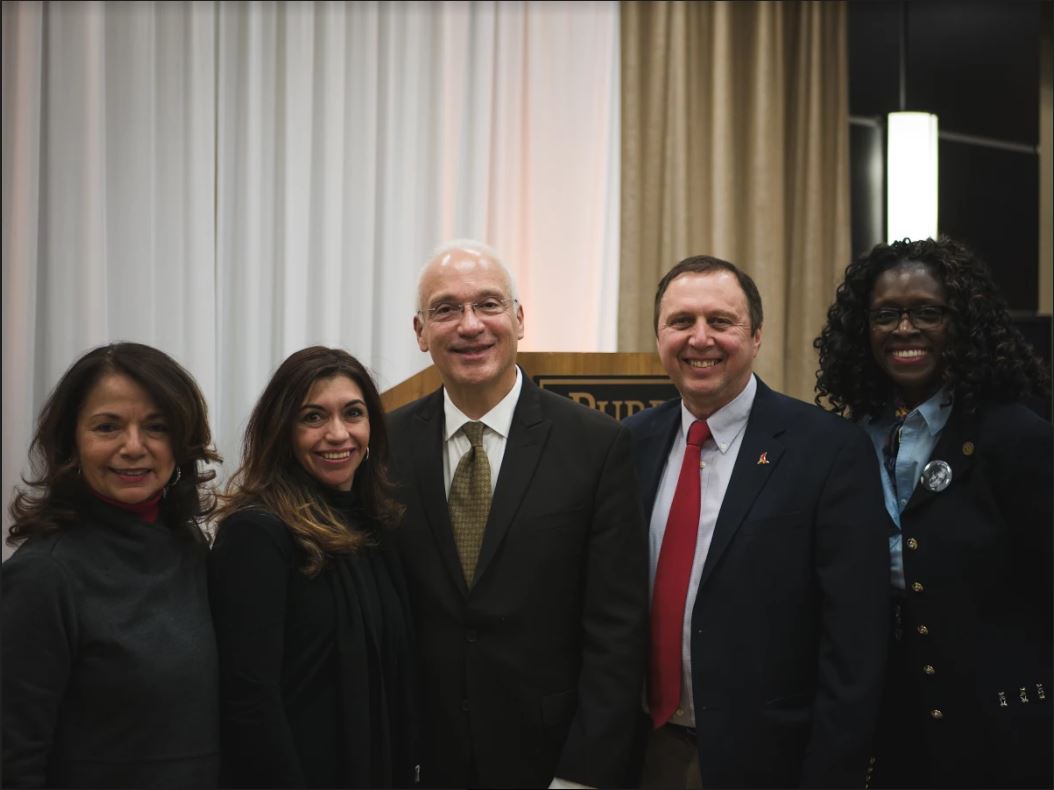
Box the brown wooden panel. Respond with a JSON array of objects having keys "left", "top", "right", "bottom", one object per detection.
[{"left": 381, "top": 351, "right": 669, "bottom": 412}]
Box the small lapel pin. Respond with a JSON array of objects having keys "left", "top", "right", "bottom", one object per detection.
[
  {"left": 757, "top": 452, "right": 769, "bottom": 465},
  {"left": 962, "top": 441, "right": 975, "bottom": 456}
]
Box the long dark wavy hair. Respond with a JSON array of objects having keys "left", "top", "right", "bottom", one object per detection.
[
  {"left": 8, "top": 343, "right": 221, "bottom": 546},
  {"left": 814, "top": 237, "right": 1051, "bottom": 420},
  {"left": 214, "top": 346, "right": 402, "bottom": 576}
]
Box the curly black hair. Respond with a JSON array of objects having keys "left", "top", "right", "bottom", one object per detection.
[{"left": 814, "top": 237, "right": 1051, "bottom": 420}]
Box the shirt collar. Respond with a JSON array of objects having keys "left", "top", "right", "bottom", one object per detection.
[
  {"left": 865, "top": 387, "right": 953, "bottom": 437},
  {"left": 443, "top": 366, "right": 523, "bottom": 441},
  {"left": 680, "top": 374, "right": 757, "bottom": 453},
  {"left": 912, "top": 387, "right": 954, "bottom": 437}
]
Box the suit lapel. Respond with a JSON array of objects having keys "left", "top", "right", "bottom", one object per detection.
[
  {"left": 902, "top": 405, "right": 974, "bottom": 514},
  {"left": 474, "top": 377, "right": 551, "bottom": 585},
  {"left": 698, "top": 381, "right": 787, "bottom": 590},
  {"left": 409, "top": 389, "right": 471, "bottom": 598}
]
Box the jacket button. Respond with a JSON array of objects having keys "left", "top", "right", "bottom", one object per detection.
[
  {"left": 906, "top": 537, "right": 919, "bottom": 550},
  {"left": 466, "top": 630, "right": 478, "bottom": 643},
  {"left": 923, "top": 664, "right": 936, "bottom": 675},
  {"left": 911, "top": 582, "right": 924, "bottom": 593},
  {"left": 929, "top": 709, "right": 943, "bottom": 720},
  {"left": 461, "top": 699, "right": 470, "bottom": 712},
  {"left": 917, "top": 624, "right": 929, "bottom": 635}
]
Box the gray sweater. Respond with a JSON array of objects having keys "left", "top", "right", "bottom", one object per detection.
[{"left": 2, "top": 498, "right": 219, "bottom": 788}]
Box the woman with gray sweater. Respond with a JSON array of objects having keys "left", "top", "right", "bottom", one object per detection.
[{"left": 2, "top": 342, "right": 222, "bottom": 788}]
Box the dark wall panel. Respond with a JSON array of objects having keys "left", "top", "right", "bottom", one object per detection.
[
  {"left": 908, "top": 0, "right": 1040, "bottom": 144},
  {"left": 849, "top": 0, "right": 1042, "bottom": 315},
  {"left": 938, "top": 139, "right": 1038, "bottom": 311},
  {"left": 848, "top": 1, "right": 900, "bottom": 118}
]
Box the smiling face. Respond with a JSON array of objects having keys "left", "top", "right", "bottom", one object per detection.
[
  {"left": 869, "top": 262, "right": 950, "bottom": 409},
  {"left": 414, "top": 247, "right": 524, "bottom": 417},
  {"left": 292, "top": 375, "right": 370, "bottom": 491},
  {"left": 75, "top": 372, "right": 176, "bottom": 504},
  {"left": 656, "top": 270, "right": 762, "bottom": 419}
]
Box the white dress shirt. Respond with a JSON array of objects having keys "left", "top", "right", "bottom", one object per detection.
[
  {"left": 648, "top": 374, "right": 757, "bottom": 727},
  {"left": 441, "top": 367, "right": 523, "bottom": 497}
]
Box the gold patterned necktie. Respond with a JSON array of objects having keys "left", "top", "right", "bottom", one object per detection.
[{"left": 448, "top": 421, "right": 492, "bottom": 585}]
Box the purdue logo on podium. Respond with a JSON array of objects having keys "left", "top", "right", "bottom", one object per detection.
[{"left": 534, "top": 376, "right": 678, "bottom": 422}]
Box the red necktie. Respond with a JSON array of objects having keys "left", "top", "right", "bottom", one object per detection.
[{"left": 649, "top": 419, "right": 711, "bottom": 727}]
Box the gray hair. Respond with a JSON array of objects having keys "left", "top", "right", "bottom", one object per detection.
[{"left": 416, "top": 238, "right": 520, "bottom": 311}]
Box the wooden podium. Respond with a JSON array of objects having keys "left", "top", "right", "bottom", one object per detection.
[{"left": 381, "top": 352, "right": 678, "bottom": 422}]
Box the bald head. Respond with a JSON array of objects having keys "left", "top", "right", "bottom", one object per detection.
[
  {"left": 413, "top": 239, "right": 525, "bottom": 418},
  {"left": 416, "top": 240, "right": 518, "bottom": 312}
]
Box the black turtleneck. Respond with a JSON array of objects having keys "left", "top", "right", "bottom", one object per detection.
[
  {"left": 208, "top": 488, "right": 418, "bottom": 788},
  {"left": 1, "top": 497, "right": 220, "bottom": 788}
]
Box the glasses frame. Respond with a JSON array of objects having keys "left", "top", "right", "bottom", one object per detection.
[
  {"left": 868, "top": 304, "right": 949, "bottom": 330},
  {"left": 418, "top": 297, "right": 517, "bottom": 323}
]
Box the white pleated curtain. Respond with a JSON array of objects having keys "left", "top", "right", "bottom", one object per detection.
[{"left": 2, "top": 0, "right": 621, "bottom": 556}]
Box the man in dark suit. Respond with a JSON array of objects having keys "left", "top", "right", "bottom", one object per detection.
[
  {"left": 622, "top": 255, "right": 890, "bottom": 788},
  {"left": 387, "top": 240, "right": 648, "bottom": 789}
]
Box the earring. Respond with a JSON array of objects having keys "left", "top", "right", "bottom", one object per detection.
[
  {"left": 162, "top": 466, "right": 182, "bottom": 500},
  {"left": 364, "top": 446, "right": 370, "bottom": 462}
]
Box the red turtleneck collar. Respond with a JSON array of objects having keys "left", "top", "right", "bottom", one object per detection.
[{"left": 89, "top": 488, "right": 163, "bottom": 523}]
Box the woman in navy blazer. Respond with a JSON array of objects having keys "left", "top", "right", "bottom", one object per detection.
[{"left": 815, "top": 237, "right": 1052, "bottom": 788}]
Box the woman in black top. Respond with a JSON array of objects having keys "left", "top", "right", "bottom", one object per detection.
[
  {"left": 208, "top": 346, "right": 418, "bottom": 788},
  {"left": 2, "top": 342, "right": 222, "bottom": 788},
  {"left": 815, "top": 238, "right": 1052, "bottom": 787}
]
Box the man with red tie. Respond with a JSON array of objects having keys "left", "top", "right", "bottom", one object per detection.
[{"left": 622, "top": 256, "right": 890, "bottom": 788}]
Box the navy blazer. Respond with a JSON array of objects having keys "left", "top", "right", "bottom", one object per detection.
[
  {"left": 888, "top": 400, "right": 1052, "bottom": 786},
  {"left": 387, "top": 374, "right": 649, "bottom": 788},
  {"left": 624, "top": 378, "right": 891, "bottom": 788}
]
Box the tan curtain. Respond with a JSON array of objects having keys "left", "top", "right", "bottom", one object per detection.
[{"left": 620, "top": 0, "right": 850, "bottom": 402}]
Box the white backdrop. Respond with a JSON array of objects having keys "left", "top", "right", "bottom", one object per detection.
[{"left": 2, "top": 0, "right": 621, "bottom": 556}]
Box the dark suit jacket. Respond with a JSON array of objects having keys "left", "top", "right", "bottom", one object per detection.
[
  {"left": 623, "top": 379, "right": 890, "bottom": 788},
  {"left": 886, "top": 400, "right": 1052, "bottom": 787},
  {"left": 387, "top": 374, "right": 649, "bottom": 789}
]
